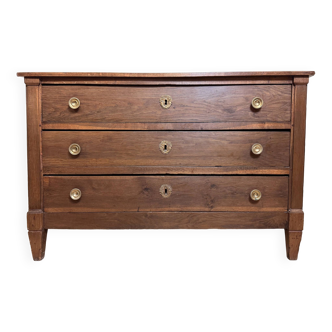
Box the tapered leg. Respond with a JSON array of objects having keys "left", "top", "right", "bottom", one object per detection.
[
  {"left": 285, "top": 230, "right": 302, "bottom": 260},
  {"left": 28, "top": 230, "right": 48, "bottom": 261}
]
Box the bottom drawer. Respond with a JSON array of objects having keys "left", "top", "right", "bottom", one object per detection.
[{"left": 44, "top": 176, "right": 288, "bottom": 212}]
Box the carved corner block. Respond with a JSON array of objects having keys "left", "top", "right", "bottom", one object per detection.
[
  {"left": 27, "top": 210, "right": 44, "bottom": 230},
  {"left": 288, "top": 209, "right": 304, "bottom": 231}
]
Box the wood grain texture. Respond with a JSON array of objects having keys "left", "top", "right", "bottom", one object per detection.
[
  {"left": 285, "top": 78, "right": 308, "bottom": 259},
  {"left": 28, "top": 230, "right": 47, "bottom": 261},
  {"left": 26, "top": 83, "right": 43, "bottom": 210},
  {"left": 42, "top": 122, "right": 291, "bottom": 130},
  {"left": 25, "top": 79, "right": 47, "bottom": 259},
  {"left": 42, "top": 85, "right": 291, "bottom": 124},
  {"left": 290, "top": 83, "right": 307, "bottom": 209},
  {"left": 43, "top": 176, "right": 288, "bottom": 212},
  {"left": 39, "top": 78, "right": 294, "bottom": 86},
  {"left": 18, "top": 72, "right": 314, "bottom": 87},
  {"left": 42, "top": 166, "right": 290, "bottom": 175},
  {"left": 17, "top": 71, "right": 315, "bottom": 77},
  {"left": 27, "top": 210, "right": 43, "bottom": 231},
  {"left": 42, "top": 131, "right": 290, "bottom": 173},
  {"left": 18, "top": 71, "right": 314, "bottom": 260},
  {"left": 44, "top": 212, "right": 288, "bottom": 229},
  {"left": 285, "top": 230, "right": 302, "bottom": 260},
  {"left": 288, "top": 209, "right": 304, "bottom": 231}
]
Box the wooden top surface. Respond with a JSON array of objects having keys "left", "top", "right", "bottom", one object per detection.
[{"left": 17, "top": 71, "right": 315, "bottom": 78}]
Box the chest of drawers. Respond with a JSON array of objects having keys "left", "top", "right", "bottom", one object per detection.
[{"left": 18, "top": 71, "right": 314, "bottom": 260}]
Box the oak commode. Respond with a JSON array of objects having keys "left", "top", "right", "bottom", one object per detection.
[{"left": 17, "top": 71, "right": 314, "bottom": 260}]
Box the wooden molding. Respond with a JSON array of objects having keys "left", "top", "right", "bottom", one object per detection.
[
  {"left": 24, "top": 78, "right": 40, "bottom": 86},
  {"left": 42, "top": 121, "right": 291, "bottom": 131},
  {"left": 17, "top": 71, "right": 316, "bottom": 78},
  {"left": 293, "top": 76, "right": 309, "bottom": 85}
]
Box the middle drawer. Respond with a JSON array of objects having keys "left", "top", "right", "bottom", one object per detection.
[{"left": 42, "top": 131, "right": 290, "bottom": 173}]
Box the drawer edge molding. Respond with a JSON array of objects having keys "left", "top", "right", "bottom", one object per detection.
[
  {"left": 44, "top": 212, "right": 288, "bottom": 229},
  {"left": 42, "top": 166, "right": 290, "bottom": 175},
  {"left": 42, "top": 122, "right": 292, "bottom": 130}
]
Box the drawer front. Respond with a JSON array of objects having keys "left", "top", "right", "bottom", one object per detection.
[
  {"left": 42, "top": 131, "right": 290, "bottom": 173},
  {"left": 43, "top": 176, "right": 288, "bottom": 212},
  {"left": 42, "top": 85, "right": 291, "bottom": 124}
]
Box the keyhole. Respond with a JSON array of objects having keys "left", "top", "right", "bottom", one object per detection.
[
  {"left": 164, "top": 144, "right": 167, "bottom": 151},
  {"left": 164, "top": 99, "right": 167, "bottom": 105},
  {"left": 165, "top": 188, "right": 167, "bottom": 194}
]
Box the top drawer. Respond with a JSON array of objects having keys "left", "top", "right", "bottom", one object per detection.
[{"left": 42, "top": 85, "right": 291, "bottom": 124}]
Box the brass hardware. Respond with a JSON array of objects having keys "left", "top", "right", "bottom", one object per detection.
[
  {"left": 160, "top": 184, "right": 172, "bottom": 198},
  {"left": 159, "top": 140, "right": 172, "bottom": 154},
  {"left": 251, "top": 143, "right": 263, "bottom": 155},
  {"left": 251, "top": 97, "right": 263, "bottom": 109},
  {"left": 160, "top": 95, "right": 172, "bottom": 109},
  {"left": 69, "top": 97, "right": 80, "bottom": 109},
  {"left": 70, "top": 188, "right": 81, "bottom": 200},
  {"left": 69, "top": 143, "right": 81, "bottom": 156},
  {"left": 250, "top": 189, "right": 262, "bottom": 201}
]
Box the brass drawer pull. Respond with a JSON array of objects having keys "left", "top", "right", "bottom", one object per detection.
[
  {"left": 250, "top": 189, "right": 262, "bottom": 201},
  {"left": 69, "top": 143, "right": 81, "bottom": 155},
  {"left": 160, "top": 184, "right": 172, "bottom": 198},
  {"left": 159, "top": 140, "right": 172, "bottom": 154},
  {"left": 251, "top": 143, "right": 263, "bottom": 155},
  {"left": 160, "top": 95, "right": 172, "bottom": 109},
  {"left": 251, "top": 97, "right": 263, "bottom": 109},
  {"left": 69, "top": 97, "right": 80, "bottom": 110},
  {"left": 70, "top": 188, "right": 81, "bottom": 200}
]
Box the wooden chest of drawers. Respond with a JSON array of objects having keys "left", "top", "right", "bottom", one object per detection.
[{"left": 18, "top": 71, "right": 314, "bottom": 260}]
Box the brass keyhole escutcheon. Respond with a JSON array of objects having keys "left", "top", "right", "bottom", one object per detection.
[
  {"left": 159, "top": 140, "right": 172, "bottom": 154},
  {"left": 160, "top": 184, "right": 172, "bottom": 198},
  {"left": 160, "top": 95, "right": 172, "bottom": 109}
]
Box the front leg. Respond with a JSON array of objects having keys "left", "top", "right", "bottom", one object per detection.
[
  {"left": 27, "top": 211, "right": 47, "bottom": 261},
  {"left": 285, "top": 229, "right": 302, "bottom": 260},
  {"left": 28, "top": 230, "right": 48, "bottom": 261},
  {"left": 285, "top": 209, "right": 304, "bottom": 260}
]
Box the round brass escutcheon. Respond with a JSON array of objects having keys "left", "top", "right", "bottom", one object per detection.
[
  {"left": 69, "top": 97, "right": 80, "bottom": 110},
  {"left": 160, "top": 184, "right": 172, "bottom": 198},
  {"left": 159, "top": 140, "right": 172, "bottom": 154},
  {"left": 70, "top": 188, "right": 81, "bottom": 200},
  {"left": 251, "top": 143, "right": 263, "bottom": 155},
  {"left": 251, "top": 97, "right": 263, "bottom": 110},
  {"left": 69, "top": 143, "right": 81, "bottom": 156},
  {"left": 250, "top": 189, "right": 262, "bottom": 201},
  {"left": 160, "top": 95, "right": 172, "bottom": 109}
]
